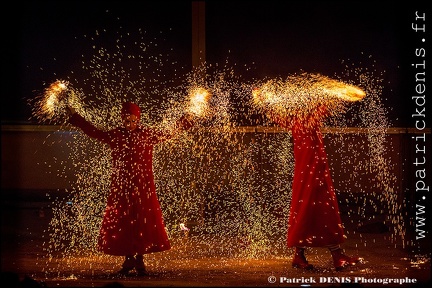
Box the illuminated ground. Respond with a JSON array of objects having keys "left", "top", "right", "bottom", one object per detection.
[{"left": 1, "top": 195, "right": 430, "bottom": 287}]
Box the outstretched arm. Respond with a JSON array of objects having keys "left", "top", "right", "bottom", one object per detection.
[{"left": 67, "top": 106, "right": 110, "bottom": 142}]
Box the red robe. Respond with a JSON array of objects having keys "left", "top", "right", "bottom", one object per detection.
[
  {"left": 272, "top": 111, "right": 345, "bottom": 247},
  {"left": 70, "top": 113, "right": 192, "bottom": 256}
]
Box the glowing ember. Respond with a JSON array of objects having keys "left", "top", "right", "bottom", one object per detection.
[
  {"left": 41, "top": 80, "right": 69, "bottom": 118},
  {"left": 187, "top": 86, "right": 211, "bottom": 117},
  {"left": 252, "top": 73, "right": 366, "bottom": 119},
  {"left": 31, "top": 79, "right": 85, "bottom": 124},
  {"left": 320, "top": 79, "right": 366, "bottom": 102},
  {"left": 45, "top": 80, "right": 68, "bottom": 112}
]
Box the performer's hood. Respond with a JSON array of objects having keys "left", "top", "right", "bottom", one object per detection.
[{"left": 121, "top": 102, "right": 141, "bottom": 119}]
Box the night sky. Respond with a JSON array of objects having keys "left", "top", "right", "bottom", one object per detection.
[{"left": 3, "top": 1, "right": 427, "bottom": 127}]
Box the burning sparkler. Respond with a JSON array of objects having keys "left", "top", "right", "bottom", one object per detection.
[
  {"left": 32, "top": 79, "right": 82, "bottom": 123},
  {"left": 187, "top": 86, "right": 211, "bottom": 118},
  {"left": 319, "top": 76, "right": 366, "bottom": 102},
  {"left": 41, "top": 80, "right": 69, "bottom": 118},
  {"left": 252, "top": 73, "right": 366, "bottom": 119}
]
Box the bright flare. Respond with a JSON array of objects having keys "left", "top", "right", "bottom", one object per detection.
[
  {"left": 188, "top": 87, "right": 211, "bottom": 117},
  {"left": 32, "top": 79, "right": 84, "bottom": 124},
  {"left": 43, "top": 80, "right": 69, "bottom": 118},
  {"left": 252, "top": 73, "right": 366, "bottom": 117},
  {"left": 320, "top": 77, "right": 366, "bottom": 102}
]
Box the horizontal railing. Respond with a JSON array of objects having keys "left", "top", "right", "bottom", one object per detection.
[{"left": 2, "top": 124, "right": 430, "bottom": 134}]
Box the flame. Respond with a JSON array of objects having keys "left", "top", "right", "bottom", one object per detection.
[
  {"left": 252, "top": 73, "right": 366, "bottom": 117},
  {"left": 252, "top": 81, "right": 284, "bottom": 107},
  {"left": 188, "top": 87, "right": 211, "bottom": 117},
  {"left": 320, "top": 77, "right": 366, "bottom": 102},
  {"left": 32, "top": 79, "right": 84, "bottom": 123},
  {"left": 42, "top": 80, "right": 69, "bottom": 118}
]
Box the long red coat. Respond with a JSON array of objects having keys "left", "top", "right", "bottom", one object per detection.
[
  {"left": 272, "top": 111, "right": 345, "bottom": 247},
  {"left": 70, "top": 113, "right": 192, "bottom": 256}
]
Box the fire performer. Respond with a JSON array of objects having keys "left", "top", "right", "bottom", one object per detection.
[
  {"left": 253, "top": 74, "right": 363, "bottom": 271},
  {"left": 67, "top": 102, "right": 194, "bottom": 276}
]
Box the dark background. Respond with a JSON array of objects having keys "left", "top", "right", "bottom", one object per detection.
[{"left": 2, "top": 0, "right": 428, "bottom": 127}]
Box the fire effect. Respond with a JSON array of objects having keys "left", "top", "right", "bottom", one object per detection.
[
  {"left": 44, "top": 80, "right": 69, "bottom": 116},
  {"left": 31, "top": 26, "right": 410, "bottom": 279},
  {"left": 252, "top": 73, "right": 366, "bottom": 120},
  {"left": 32, "top": 79, "right": 84, "bottom": 124},
  {"left": 187, "top": 86, "right": 211, "bottom": 117}
]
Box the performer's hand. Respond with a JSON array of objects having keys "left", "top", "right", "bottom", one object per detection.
[{"left": 67, "top": 105, "right": 76, "bottom": 116}]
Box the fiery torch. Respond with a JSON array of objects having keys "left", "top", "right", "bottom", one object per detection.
[
  {"left": 32, "top": 79, "right": 82, "bottom": 123},
  {"left": 42, "top": 80, "right": 69, "bottom": 118},
  {"left": 252, "top": 73, "right": 366, "bottom": 119},
  {"left": 187, "top": 86, "right": 211, "bottom": 118}
]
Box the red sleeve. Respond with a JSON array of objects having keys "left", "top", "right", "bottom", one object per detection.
[{"left": 69, "top": 113, "right": 110, "bottom": 143}]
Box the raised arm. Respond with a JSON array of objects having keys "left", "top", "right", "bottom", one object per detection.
[{"left": 68, "top": 106, "right": 110, "bottom": 143}]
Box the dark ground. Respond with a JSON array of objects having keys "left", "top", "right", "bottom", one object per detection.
[{"left": 1, "top": 195, "right": 430, "bottom": 288}]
